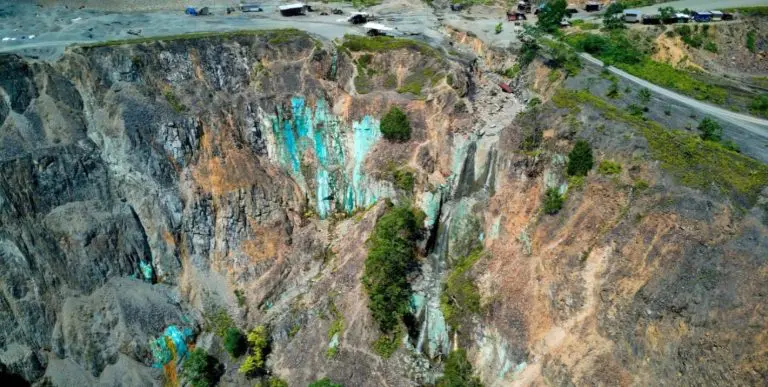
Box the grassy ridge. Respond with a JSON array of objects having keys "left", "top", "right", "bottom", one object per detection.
[
  {"left": 553, "top": 89, "right": 768, "bottom": 205},
  {"left": 77, "top": 28, "right": 309, "bottom": 48},
  {"left": 340, "top": 35, "right": 439, "bottom": 58}
]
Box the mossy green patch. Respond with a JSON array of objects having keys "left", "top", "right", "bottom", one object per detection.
[
  {"left": 440, "top": 249, "right": 483, "bottom": 331},
  {"left": 78, "top": 28, "right": 310, "bottom": 48},
  {"left": 341, "top": 35, "right": 439, "bottom": 58}
]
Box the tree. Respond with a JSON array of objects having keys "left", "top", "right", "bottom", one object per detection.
[
  {"left": 543, "top": 188, "right": 564, "bottom": 215},
  {"left": 363, "top": 205, "right": 424, "bottom": 333},
  {"left": 380, "top": 106, "right": 411, "bottom": 142},
  {"left": 436, "top": 349, "right": 483, "bottom": 387},
  {"left": 602, "top": 2, "right": 626, "bottom": 30},
  {"left": 566, "top": 140, "right": 594, "bottom": 176},
  {"left": 183, "top": 349, "right": 221, "bottom": 387},
  {"left": 658, "top": 6, "right": 676, "bottom": 22},
  {"left": 239, "top": 325, "right": 270, "bottom": 376},
  {"left": 223, "top": 327, "right": 247, "bottom": 358},
  {"left": 698, "top": 117, "right": 723, "bottom": 142},
  {"left": 536, "top": 0, "right": 567, "bottom": 33}
]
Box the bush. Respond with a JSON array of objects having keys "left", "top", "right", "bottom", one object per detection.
[
  {"left": 638, "top": 88, "right": 651, "bottom": 105},
  {"left": 704, "top": 41, "right": 718, "bottom": 53},
  {"left": 392, "top": 169, "right": 415, "bottom": 192},
  {"left": 747, "top": 30, "right": 757, "bottom": 53},
  {"left": 183, "top": 349, "right": 221, "bottom": 387},
  {"left": 224, "top": 327, "right": 247, "bottom": 358},
  {"left": 380, "top": 107, "right": 412, "bottom": 142},
  {"left": 435, "top": 349, "right": 483, "bottom": 387},
  {"left": 440, "top": 249, "right": 483, "bottom": 332},
  {"left": 372, "top": 327, "right": 403, "bottom": 358},
  {"left": 495, "top": 23, "right": 502, "bottom": 34},
  {"left": 750, "top": 93, "right": 768, "bottom": 116},
  {"left": 543, "top": 188, "right": 564, "bottom": 215},
  {"left": 310, "top": 378, "right": 344, "bottom": 387},
  {"left": 698, "top": 117, "right": 722, "bottom": 142},
  {"left": 363, "top": 206, "right": 424, "bottom": 333},
  {"left": 239, "top": 326, "right": 269, "bottom": 376},
  {"left": 598, "top": 160, "right": 622, "bottom": 175},
  {"left": 567, "top": 140, "right": 594, "bottom": 176},
  {"left": 262, "top": 378, "right": 289, "bottom": 387}
]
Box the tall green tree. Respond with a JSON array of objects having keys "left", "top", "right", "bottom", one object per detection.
[
  {"left": 566, "top": 140, "right": 594, "bottom": 177},
  {"left": 602, "top": 2, "right": 626, "bottom": 30},
  {"left": 380, "top": 106, "right": 412, "bottom": 142},
  {"left": 536, "top": 0, "right": 568, "bottom": 33}
]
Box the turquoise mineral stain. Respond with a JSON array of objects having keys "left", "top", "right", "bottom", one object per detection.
[
  {"left": 268, "top": 96, "right": 383, "bottom": 218},
  {"left": 150, "top": 325, "right": 193, "bottom": 367},
  {"left": 139, "top": 261, "right": 153, "bottom": 282}
]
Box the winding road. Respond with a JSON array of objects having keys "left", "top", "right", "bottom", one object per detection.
[{"left": 579, "top": 53, "right": 768, "bottom": 141}]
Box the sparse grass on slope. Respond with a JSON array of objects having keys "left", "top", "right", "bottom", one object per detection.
[
  {"left": 77, "top": 28, "right": 310, "bottom": 48},
  {"left": 340, "top": 35, "right": 439, "bottom": 58},
  {"left": 553, "top": 89, "right": 768, "bottom": 206},
  {"left": 723, "top": 6, "right": 768, "bottom": 16}
]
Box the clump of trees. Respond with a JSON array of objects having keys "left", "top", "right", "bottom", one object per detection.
[
  {"left": 183, "top": 349, "right": 222, "bottom": 387},
  {"left": 436, "top": 349, "right": 484, "bottom": 387},
  {"left": 698, "top": 117, "right": 723, "bottom": 142},
  {"left": 363, "top": 205, "right": 424, "bottom": 333},
  {"left": 567, "top": 140, "right": 594, "bottom": 177},
  {"left": 380, "top": 106, "right": 412, "bottom": 142},
  {"left": 543, "top": 187, "right": 564, "bottom": 215},
  {"left": 536, "top": 0, "right": 567, "bottom": 33}
]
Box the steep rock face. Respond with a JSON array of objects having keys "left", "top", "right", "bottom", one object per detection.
[{"left": 1, "top": 28, "right": 767, "bottom": 387}]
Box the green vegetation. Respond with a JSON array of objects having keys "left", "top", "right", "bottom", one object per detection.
[
  {"left": 363, "top": 205, "right": 424, "bottom": 333},
  {"left": 567, "top": 140, "right": 594, "bottom": 177},
  {"left": 183, "top": 349, "right": 220, "bottom": 387},
  {"left": 750, "top": 93, "right": 768, "bottom": 117},
  {"left": 163, "top": 90, "right": 186, "bottom": 113},
  {"left": 392, "top": 168, "right": 415, "bottom": 192},
  {"left": 746, "top": 30, "right": 757, "bottom": 53},
  {"left": 554, "top": 89, "right": 768, "bottom": 205},
  {"left": 634, "top": 179, "right": 650, "bottom": 190},
  {"left": 540, "top": 39, "right": 582, "bottom": 76},
  {"left": 239, "top": 326, "right": 270, "bottom": 376},
  {"left": 224, "top": 327, "right": 247, "bottom": 358},
  {"left": 327, "top": 0, "right": 380, "bottom": 7},
  {"left": 502, "top": 64, "right": 521, "bottom": 78},
  {"left": 602, "top": 3, "right": 626, "bottom": 31},
  {"left": 397, "top": 67, "right": 440, "bottom": 96},
  {"left": 698, "top": 117, "right": 722, "bottom": 142},
  {"left": 598, "top": 160, "right": 622, "bottom": 175},
  {"left": 261, "top": 378, "right": 289, "bottom": 387},
  {"left": 543, "top": 187, "right": 564, "bottom": 215},
  {"left": 568, "top": 175, "right": 585, "bottom": 190},
  {"left": 565, "top": 32, "right": 727, "bottom": 104},
  {"left": 327, "top": 299, "right": 345, "bottom": 342},
  {"left": 571, "top": 20, "right": 599, "bottom": 31},
  {"left": 723, "top": 6, "right": 768, "bottom": 16},
  {"left": 548, "top": 69, "right": 561, "bottom": 83},
  {"left": 638, "top": 88, "right": 651, "bottom": 105},
  {"left": 234, "top": 289, "right": 246, "bottom": 307},
  {"left": 704, "top": 41, "right": 718, "bottom": 53},
  {"left": 435, "top": 349, "right": 484, "bottom": 387},
  {"left": 309, "top": 378, "right": 344, "bottom": 387},
  {"left": 341, "top": 35, "right": 438, "bottom": 58},
  {"left": 372, "top": 326, "right": 403, "bottom": 358},
  {"left": 495, "top": 23, "right": 503, "bottom": 34},
  {"left": 537, "top": 0, "right": 567, "bottom": 33},
  {"left": 205, "top": 309, "right": 236, "bottom": 338},
  {"left": 627, "top": 104, "right": 645, "bottom": 117},
  {"left": 380, "top": 107, "right": 412, "bottom": 142},
  {"left": 79, "top": 29, "right": 308, "bottom": 48},
  {"left": 440, "top": 249, "right": 483, "bottom": 331}
]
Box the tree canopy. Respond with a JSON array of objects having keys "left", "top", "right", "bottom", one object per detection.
[{"left": 537, "top": 0, "right": 568, "bottom": 33}]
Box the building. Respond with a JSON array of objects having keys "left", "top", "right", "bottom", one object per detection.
[
  {"left": 622, "top": 9, "right": 642, "bottom": 23},
  {"left": 710, "top": 10, "right": 723, "bottom": 21},
  {"left": 692, "top": 11, "right": 712, "bottom": 22},
  {"left": 585, "top": 1, "right": 600, "bottom": 12},
  {"left": 279, "top": 3, "right": 307, "bottom": 16}
]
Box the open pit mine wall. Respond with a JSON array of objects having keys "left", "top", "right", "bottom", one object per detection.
[{"left": 0, "top": 30, "right": 485, "bottom": 384}]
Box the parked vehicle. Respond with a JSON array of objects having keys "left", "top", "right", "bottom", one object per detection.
[
  {"left": 240, "top": 4, "right": 263, "bottom": 12},
  {"left": 622, "top": 9, "right": 642, "bottom": 23},
  {"left": 585, "top": 1, "right": 600, "bottom": 12}
]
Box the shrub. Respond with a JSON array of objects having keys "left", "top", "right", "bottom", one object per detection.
[
  {"left": 704, "top": 41, "right": 718, "bottom": 53},
  {"left": 380, "top": 107, "right": 412, "bottom": 142},
  {"left": 537, "top": 0, "right": 568, "bottom": 33},
  {"left": 750, "top": 93, "right": 768, "bottom": 116},
  {"left": 567, "top": 140, "right": 594, "bottom": 176},
  {"left": 392, "top": 169, "right": 415, "bottom": 192},
  {"left": 638, "top": 88, "right": 651, "bottom": 105},
  {"left": 239, "top": 326, "right": 269, "bottom": 376},
  {"left": 698, "top": 117, "right": 722, "bottom": 142},
  {"left": 568, "top": 175, "right": 585, "bottom": 190},
  {"left": 224, "top": 327, "right": 247, "bottom": 358},
  {"left": 363, "top": 206, "right": 424, "bottom": 333},
  {"left": 309, "top": 378, "right": 344, "bottom": 387},
  {"left": 598, "top": 160, "right": 622, "bottom": 175},
  {"left": 627, "top": 104, "right": 644, "bottom": 117},
  {"left": 263, "top": 378, "right": 289, "bottom": 387},
  {"left": 606, "top": 82, "right": 620, "bottom": 98},
  {"left": 495, "top": 23, "right": 502, "bottom": 34},
  {"left": 746, "top": 30, "right": 757, "bottom": 53},
  {"left": 372, "top": 327, "right": 403, "bottom": 358},
  {"left": 543, "top": 188, "right": 564, "bottom": 215},
  {"left": 183, "top": 349, "right": 220, "bottom": 387},
  {"left": 435, "top": 349, "right": 483, "bottom": 387},
  {"left": 441, "top": 249, "right": 483, "bottom": 332}
]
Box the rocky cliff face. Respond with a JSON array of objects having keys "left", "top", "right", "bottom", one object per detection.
[{"left": 0, "top": 29, "right": 766, "bottom": 387}]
